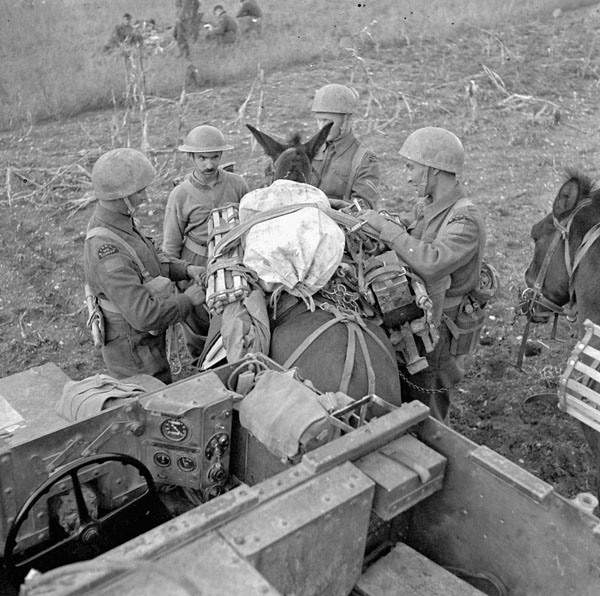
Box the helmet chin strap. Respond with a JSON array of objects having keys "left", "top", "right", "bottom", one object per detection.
[
  {"left": 123, "top": 196, "right": 136, "bottom": 216},
  {"left": 417, "top": 166, "right": 431, "bottom": 198}
]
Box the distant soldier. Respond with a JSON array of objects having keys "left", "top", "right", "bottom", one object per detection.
[
  {"left": 309, "top": 83, "right": 380, "bottom": 210},
  {"left": 236, "top": 0, "right": 262, "bottom": 35},
  {"left": 174, "top": 0, "right": 203, "bottom": 58},
  {"left": 103, "top": 13, "right": 139, "bottom": 53},
  {"left": 84, "top": 149, "right": 206, "bottom": 384},
  {"left": 206, "top": 5, "right": 238, "bottom": 45}
]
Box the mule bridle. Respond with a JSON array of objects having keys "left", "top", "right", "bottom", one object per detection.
[{"left": 515, "top": 198, "right": 600, "bottom": 368}]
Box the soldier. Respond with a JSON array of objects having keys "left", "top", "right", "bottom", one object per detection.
[
  {"left": 236, "top": 0, "right": 262, "bottom": 35},
  {"left": 103, "top": 13, "right": 138, "bottom": 52},
  {"left": 162, "top": 125, "right": 249, "bottom": 360},
  {"left": 357, "top": 127, "right": 486, "bottom": 421},
  {"left": 84, "top": 148, "right": 206, "bottom": 384},
  {"left": 309, "top": 83, "right": 380, "bottom": 210},
  {"left": 206, "top": 5, "right": 238, "bottom": 45},
  {"left": 174, "top": 0, "right": 202, "bottom": 58}
]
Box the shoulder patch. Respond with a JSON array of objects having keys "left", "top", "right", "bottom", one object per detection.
[
  {"left": 448, "top": 214, "right": 473, "bottom": 225},
  {"left": 98, "top": 244, "right": 119, "bottom": 260}
]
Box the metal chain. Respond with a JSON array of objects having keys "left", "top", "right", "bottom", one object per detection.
[
  {"left": 397, "top": 367, "right": 449, "bottom": 395},
  {"left": 319, "top": 281, "right": 362, "bottom": 315}
]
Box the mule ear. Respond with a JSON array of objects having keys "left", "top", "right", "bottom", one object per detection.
[
  {"left": 553, "top": 178, "right": 580, "bottom": 218},
  {"left": 304, "top": 122, "right": 333, "bottom": 161},
  {"left": 246, "top": 124, "right": 287, "bottom": 161}
]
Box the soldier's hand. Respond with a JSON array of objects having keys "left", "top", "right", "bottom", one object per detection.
[
  {"left": 328, "top": 198, "right": 349, "bottom": 210},
  {"left": 186, "top": 265, "right": 207, "bottom": 286},
  {"left": 184, "top": 284, "right": 206, "bottom": 306},
  {"left": 357, "top": 210, "right": 387, "bottom": 233}
]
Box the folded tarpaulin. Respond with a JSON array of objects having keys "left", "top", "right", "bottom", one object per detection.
[{"left": 56, "top": 374, "right": 146, "bottom": 421}]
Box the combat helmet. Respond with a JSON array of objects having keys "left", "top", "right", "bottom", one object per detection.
[
  {"left": 178, "top": 125, "right": 234, "bottom": 153},
  {"left": 399, "top": 127, "right": 464, "bottom": 174},
  {"left": 311, "top": 84, "right": 359, "bottom": 115},
  {"left": 92, "top": 148, "right": 156, "bottom": 201}
]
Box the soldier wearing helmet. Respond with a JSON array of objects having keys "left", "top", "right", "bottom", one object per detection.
[
  {"left": 309, "top": 83, "right": 380, "bottom": 210},
  {"left": 162, "top": 125, "right": 249, "bottom": 361},
  {"left": 84, "top": 148, "right": 206, "bottom": 384},
  {"left": 358, "top": 127, "right": 486, "bottom": 421}
]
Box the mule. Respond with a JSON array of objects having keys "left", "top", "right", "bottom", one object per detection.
[
  {"left": 522, "top": 169, "right": 600, "bottom": 498},
  {"left": 245, "top": 123, "right": 402, "bottom": 405}
]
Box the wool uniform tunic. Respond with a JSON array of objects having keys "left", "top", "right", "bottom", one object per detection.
[
  {"left": 310, "top": 129, "right": 380, "bottom": 210},
  {"left": 376, "top": 182, "right": 486, "bottom": 420},
  {"left": 162, "top": 168, "right": 249, "bottom": 359},
  {"left": 162, "top": 169, "right": 249, "bottom": 266},
  {"left": 84, "top": 204, "right": 193, "bottom": 384}
]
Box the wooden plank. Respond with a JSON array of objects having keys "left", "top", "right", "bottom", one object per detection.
[
  {"left": 563, "top": 395, "right": 600, "bottom": 433},
  {"left": 573, "top": 359, "right": 600, "bottom": 386},
  {"left": 581, "top": 342, "right": 600, "bottom": 363},
  {"left": 300, "top": 401, "right": 430, "bottom": 475},
  {"left": 564, "top": 378, "right": 600, "bottom": 407},
  {"left": 356, "top": 543, "right": 486, "bottom": 596}
]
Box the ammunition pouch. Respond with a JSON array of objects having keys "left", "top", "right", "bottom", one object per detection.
[{"left": 444, "top": 296, "right": 485, "bottom": 356}]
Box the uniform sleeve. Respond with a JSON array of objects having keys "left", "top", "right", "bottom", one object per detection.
[
  {"left": 157, "top": 252, "right": 191, "bottom": 281},
  {"left": 378, "top": 212, "right": 481, "bottom": 285},
  {"left": 349, "top": 151, "right": 380, "bottom": 209},
  {"left": 162, "top": 186, "right": 186, "bottom": 258},
  {"left": 85, "top": 239, "right": 193, "bottom": 332}
]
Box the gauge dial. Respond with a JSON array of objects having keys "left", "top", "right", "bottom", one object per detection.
[
  {"left": 177, "top": 456, "right": 197, "bottom": 472},
  {"left": 160, "top": 418, "right": 189, "bottom": 442},
  {"left": 153, "top": 451, "right": 171, "bottom": 467}
]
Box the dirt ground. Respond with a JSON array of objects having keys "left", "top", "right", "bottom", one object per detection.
[{"left": 1, "top": 5, "right": 600, "bottom": 500}]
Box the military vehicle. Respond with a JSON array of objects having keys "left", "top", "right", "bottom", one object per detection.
[{"left": 0, "top": 354, "right": 598, "bottom": 596}]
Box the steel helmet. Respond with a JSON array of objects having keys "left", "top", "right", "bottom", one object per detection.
[
  {"left": 178, "top": 125, "right": 234, "bottom": 153},
  {"left": 311, "top": 84, "right": 358, "bottom": 114},
  {"left": 399, "top": 127, "right": 464, "bottom": 174},
  {"left": 92, "top": 148, "right": 156, "bottom": 201}
]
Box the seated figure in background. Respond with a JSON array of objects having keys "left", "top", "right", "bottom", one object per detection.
[
  {"left": 236, "top": 0, "right": 262, "bottom": 35},
  {"left": 206, "top": 4, "right": 238, "bottom": 45}
]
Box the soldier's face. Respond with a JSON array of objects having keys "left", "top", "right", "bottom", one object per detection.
[
  {"left": 314, "top": 112, "right": 346, "bottom": 142},
  {"left": 405, "top": 160, "right": 431, "bottom": 197},
  {"left": 193, "top": 152, "right": 222, "bottom": 181}
]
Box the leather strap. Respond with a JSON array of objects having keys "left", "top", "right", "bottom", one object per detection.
[{"left": 184, "top": 236, "right": 209, "bottom": 256}]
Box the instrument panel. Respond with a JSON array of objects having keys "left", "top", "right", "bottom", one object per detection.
[{"left": 140, "top": 371, "right": 234, "bottom": 497}]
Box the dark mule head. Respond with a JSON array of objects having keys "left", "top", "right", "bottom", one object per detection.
[
  {"left": 522, "top": 170, "right": 599, "bottom": 324},
  {"left": 246, "top": 123, "right": 333, "bottom": 184}
]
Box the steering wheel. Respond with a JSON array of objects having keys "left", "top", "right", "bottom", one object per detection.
[{"left": 3, "top": 453, "right": 164, "bottom": 582}]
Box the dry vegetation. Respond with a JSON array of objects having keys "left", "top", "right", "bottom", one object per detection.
[
  {"left": 1, "top": 0, "right": 595, "bottom": 130},
  {"left": 2, "top": 0, "right": 600, "bottom": 502}
]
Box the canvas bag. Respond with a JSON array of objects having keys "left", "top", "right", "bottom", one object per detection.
[
  {"left": 238, "top": 369, "right": 353, "bottom": 459},
  {"left": 239, "top": 180, "right": 345, "bottom": 304}
]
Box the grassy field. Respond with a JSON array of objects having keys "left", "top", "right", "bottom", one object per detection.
[{"left": 1, "top": 0, "right": 594, "bottom": 131}]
